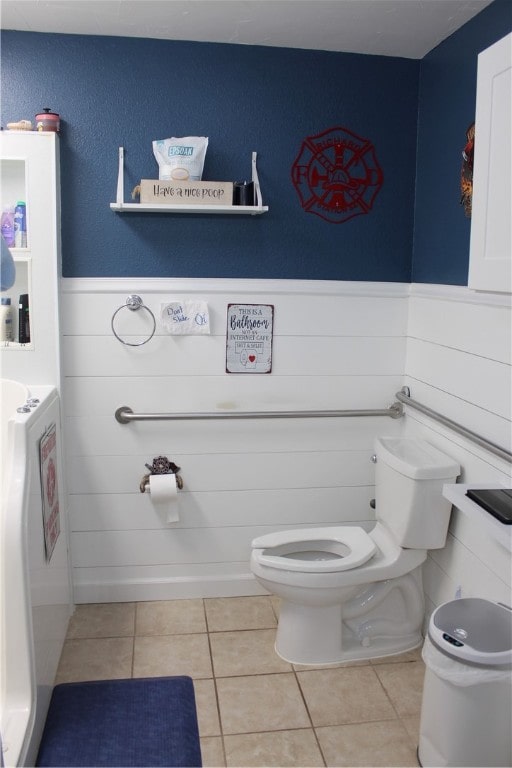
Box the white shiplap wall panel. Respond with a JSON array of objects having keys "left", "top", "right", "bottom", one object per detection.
[
  {"left": 398, "top": 380, "right": 511, "bottom": 460},
  {"left": 424, "top": 532, "right": 511, "bottom": 608},
  {"left": 63, "top": 375, "right": 403, "bottom": 417},
  {"left": 70, "top": 522, "right": 375, "bottom": 580},
  {"left": 405, "top": 286, "right": 511, "bottom": 621},
  {"left": 406, "top": 338, "right": 510, "bottom": 418},
  {"left": 407, "top": 293, "right": 511, "bottom": 363},
  {"left": 69, "top": 486, "right": 377, "bottom": 532},
  {"left": 62, "top": 335, "right": 405, "bottom": 377},
  {"left": 437, "top": 510, "right": 511, "bottom": 587},
  {"left": 66, "top": 450, "right": 375, "bottom": 495},
  {"left": 62, "top": 279, "right": 408, "bottom": 601},
  {"left": 64, "top": 414, "right": 402, "bottom": 457},
  {"left": 70, "top": 526, "right": 286, "bottom": 568},
  {"left": 61, "top": 280, "right": 408, "bottom": 337}
]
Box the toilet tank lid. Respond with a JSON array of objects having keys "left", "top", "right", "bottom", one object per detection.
[{"left": 375, "top": 437, "right": 460, "bottom": 480}]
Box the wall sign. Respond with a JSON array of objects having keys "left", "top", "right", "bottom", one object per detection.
[
  {"left": 291, "top": 125, "right": 383, "bottom": 223},
  {"left": 161, "top": 300, "right": 210, "bottom": 334},
  {"left": 226, "top": 304, "right": 274, "bottom": 373},
  {"left": 39, "top": 423, "right": 60, "bottom": 562}
]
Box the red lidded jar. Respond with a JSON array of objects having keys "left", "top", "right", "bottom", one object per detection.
[{"left": 35, "top": 108, "right": 60, "bottom": 132}]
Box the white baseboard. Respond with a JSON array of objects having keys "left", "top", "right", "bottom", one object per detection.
[{"left": 73, "top": 573, "right": 268, "bottom": 603}]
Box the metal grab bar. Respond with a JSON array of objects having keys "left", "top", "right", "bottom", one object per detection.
[
  {"left": 396, "top": 387, "right": 512, "bottom": 463},
  {"left": 115, "top": 402, "right": 404, "bottom": 424}
]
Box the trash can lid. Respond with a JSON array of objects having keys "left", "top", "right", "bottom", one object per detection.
[{"left": 429, "top": 598, "right": 512, "bottom": 667}]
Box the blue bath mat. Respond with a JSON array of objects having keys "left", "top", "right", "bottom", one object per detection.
[{"left": 36, "top": 676, "right": 202, "bottom": 767}]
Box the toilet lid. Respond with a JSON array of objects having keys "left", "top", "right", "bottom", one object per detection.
[{"left": 251, "top": 527, "right": 377, "bottom": 573}]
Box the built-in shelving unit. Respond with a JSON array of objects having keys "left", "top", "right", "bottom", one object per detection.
[
  {"left": 0, "top": 147, "right": 33, "bottom": 350},
  {"left": 110, "top": 147, "right": 269, "bottom": 215},
  {"left": 0, "top": 131, "right": 61, "bottom": 385}
]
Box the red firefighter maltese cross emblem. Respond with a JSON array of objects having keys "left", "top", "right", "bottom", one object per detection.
[{"left": 291, "top": 126, "right": 383, "bottom": 223}]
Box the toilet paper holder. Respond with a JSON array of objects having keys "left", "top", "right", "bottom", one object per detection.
[{"left": 140, "top": 456, "right": 184, "bottom": 493}]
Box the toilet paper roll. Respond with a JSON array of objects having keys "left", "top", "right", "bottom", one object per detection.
[{"left": 149, "top": 473, "right": 180, "bottom": 523}]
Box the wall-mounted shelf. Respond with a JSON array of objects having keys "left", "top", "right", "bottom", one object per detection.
[
  {"left": 110, "top": 202, "right": 267, "bottom": 215},
  {"left": 110, "top": 147, "right": 268, "bottom": 215},
  {"left": 443, "top": 483, "right": 512, "bottom": 552}
]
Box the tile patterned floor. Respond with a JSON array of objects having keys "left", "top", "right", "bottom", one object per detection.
[{"left": 56, "top": 596, "right": 423, "bottom": 767}]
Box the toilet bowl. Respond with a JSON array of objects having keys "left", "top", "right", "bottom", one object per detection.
[{"left": 250, "top": 437, "right": 460, "bottom": 665}]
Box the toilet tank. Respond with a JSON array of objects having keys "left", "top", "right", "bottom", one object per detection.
[{"left": 374, "top": 437, "right": 460, "bottom": 549}]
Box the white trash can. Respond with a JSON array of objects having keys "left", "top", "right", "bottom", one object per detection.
[{"left": 419, "top": 598, "right": 512, "bottom": 767}]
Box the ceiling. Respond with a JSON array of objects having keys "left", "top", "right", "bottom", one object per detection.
[{"left": 0, "top": 0, "right": 493, "bottom": 59}]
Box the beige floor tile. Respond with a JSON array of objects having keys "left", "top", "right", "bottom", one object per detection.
[
  {"left": 135, "top": 599, "right": 206, "bottom": 635},
  {"left": 371, "top": 646, "right": 423, "bottom": 664},
  {"left": 217, "top": 673, "right": 310, "bottom": 735},
  {"left": 297, "top": 666, "right": 396, "bottom": 727},
  {"left": 205, "top": 596, "right": 277, "bottom": 632},
  {"left": 316, "top": 720, "right": 419, "bottom": 767},
  {"left": 401, "top": 714, "right": 421, "bottom": 748},
  {"left": 55, "top": 637, "right": 133, "bottom": 683},
  {"left": 200, "top": 736, "right": 226, "bottom": 767},
  {"left": 133, "top": 633, "right": 213, "bottom": 679},
  {"left": 373, "top": 660, "right": 426, "bottom": 717},
  {"left": 194, "top": 678, "right": 221, "bottom": 737},
  {"left": 225, "top": 729, "right": 325, "bottom": 767},
  {"left": 66, "top": 602, "right": 135, "bottom": 638},
  {"left": 210, "top": 629, "right": 291, "bottom": 677},
  {"left": 270, "top": 596, "right": 281, "bottom": 619}
]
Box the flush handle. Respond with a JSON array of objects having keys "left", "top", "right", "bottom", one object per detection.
[{"left": 370, "top": 454, "right": 377, "bottom": 463}]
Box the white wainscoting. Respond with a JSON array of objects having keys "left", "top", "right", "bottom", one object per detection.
[
  {"left": 61, "top": 279, "right": 408, "bottom": 602},
  {"left": 403, "top": 284, "right": 512, "bottom": 623},
  {"left": 60, "top": 279, "right": 511, "bottom": 609}
]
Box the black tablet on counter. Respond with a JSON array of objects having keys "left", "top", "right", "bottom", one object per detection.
[{"left": 465, "top": 488, "right": 512, "bottom": 525}]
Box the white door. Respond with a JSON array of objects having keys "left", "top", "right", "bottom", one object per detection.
[{"left": 468, "top": 32, "right": 511, "bottom": 293}]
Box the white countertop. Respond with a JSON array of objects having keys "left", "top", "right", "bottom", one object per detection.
[{"left": 443, "top": 483, "right": 512, "bottom": 552}]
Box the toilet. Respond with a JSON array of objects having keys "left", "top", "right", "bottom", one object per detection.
[{"left": 250, "top": 437, "right": 460, "bottom": 665}]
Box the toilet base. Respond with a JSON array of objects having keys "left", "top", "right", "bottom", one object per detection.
[
  {"left": 274, "top": 598, "right": 422, "bottom": 664},
  {"left": 272, "top": 569, "right": 425, "bottom": 665}
]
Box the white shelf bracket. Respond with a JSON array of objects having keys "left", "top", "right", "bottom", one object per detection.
[
  {"left": 116, "top": 147, "right": 125, "bottom": 206},
  {"left": 251, "top": 151, "right": 263, "bottom": 207}
]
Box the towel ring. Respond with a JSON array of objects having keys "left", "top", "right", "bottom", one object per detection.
[{"left": 111, "top": 295, "right": 156, "bottom": 346}]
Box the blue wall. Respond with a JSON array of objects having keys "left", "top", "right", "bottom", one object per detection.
[
  {"left": 1, "top": 0, "right": 510, "bottom": 283},
  {"left": 413, "top": 0, "right": 511, "bottom": 284},
  {"left": 1, "top": 33, "right": 418, "bottom": 280}
]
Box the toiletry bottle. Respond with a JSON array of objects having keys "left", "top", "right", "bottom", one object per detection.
[
  {"left": 18, "top": 294, "right": 30, "bottom": 344},
  {"left": 14, "top": 201, "right": 27, "bottom": 248},
  {"left": 1, "top": 208, "right": 15, "bottom": 247},
  {"left": 0, "top": 297, "right": 14, "bottom": 341}
]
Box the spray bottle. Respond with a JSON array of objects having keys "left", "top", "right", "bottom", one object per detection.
[{"left": 0, "top": 297, "right": 14, "bottom": 341}]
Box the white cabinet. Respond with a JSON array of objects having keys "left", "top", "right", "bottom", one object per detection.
[
  {"left": 468, "top": 32, "right": 512, "bottom": 293},
  {"left": 0, "top": 132, "right": 62, "bottom": 386}
]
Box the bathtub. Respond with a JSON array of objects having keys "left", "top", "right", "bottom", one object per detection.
[{"left": 1, "top": 379, "right": 72, "bottom": 767}]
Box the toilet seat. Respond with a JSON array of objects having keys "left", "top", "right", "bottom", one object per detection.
[{"left": 251, "top": 527, "right": 377, "bottom": 573}]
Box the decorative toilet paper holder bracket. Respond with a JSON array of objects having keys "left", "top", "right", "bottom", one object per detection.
[{"left": 140, "top": 455, "right": 184, "bottom": 493}]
